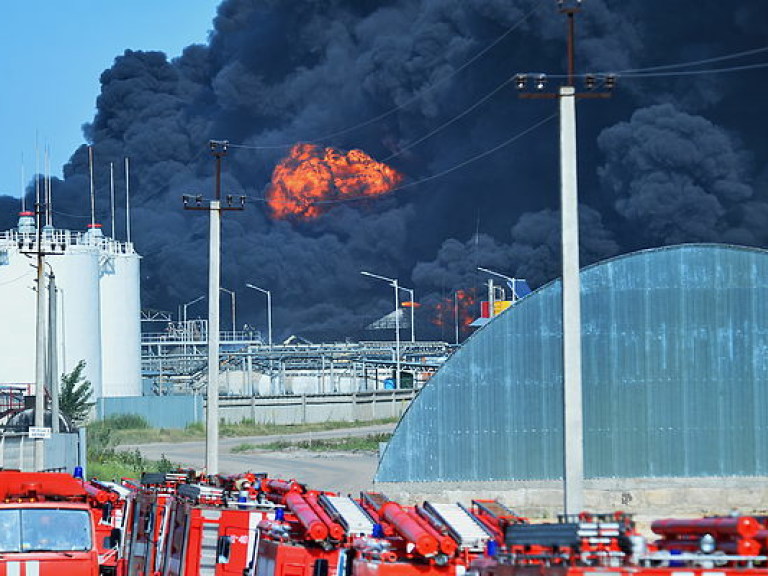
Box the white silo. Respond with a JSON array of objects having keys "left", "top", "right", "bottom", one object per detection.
[
  {"left": 99, "top": 231, "right": 141, "bottom": 397},
  {"left": 0, "top": 209, "right": 142, "bottom": 401},
  {"left": 0, "top": 212, "right": 37, "bottom": 387},
  {"left": 49, "top": 225, "right": 103, "bottom": 399}
]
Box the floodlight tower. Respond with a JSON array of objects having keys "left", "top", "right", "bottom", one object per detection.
[
  {"left": 514, "top": 0, "right": 615, "bottom": 515},
  {"left": 182, "top": 140, "right": 245, "bottom": 476}
]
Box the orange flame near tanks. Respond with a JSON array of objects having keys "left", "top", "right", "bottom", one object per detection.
[
  {"left": 267, "top": 143, "right": 403, "bottom": 219},
  {"left": 432, "top": 290, "right": 477, "bottom": 330}
]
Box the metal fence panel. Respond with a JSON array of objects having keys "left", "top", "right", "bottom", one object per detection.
[
  {"left": 97, "top": 395, "right": 203, "bottom": 428},
  {"left": 376, "top": 245, "right": 768, "bottom": 482},
  {"left": 0, "top": 433, "right": 81, "bottom": 473}
]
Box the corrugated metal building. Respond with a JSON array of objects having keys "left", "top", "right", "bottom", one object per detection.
[{"left": 376, "top": 244, "right": 768, "bottom": 483}]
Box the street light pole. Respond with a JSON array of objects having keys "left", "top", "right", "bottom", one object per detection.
[
  {"left": 220, "top": 287, "right": 236, "bottom": 337},
  {"left": 399, "top": 286, "right": 415, "bottom": 343},
  {"left": 183, "top": 295, "right": 206, "bottom": 326},
  {"left": 246, "top": 283, "right": 273, "bottom": 349},
  {"left": 478, "top": 266, "right": 527, "bottom": 304},
  {"left": 361, "top": 271, "right": 401, "bottom": 389}
]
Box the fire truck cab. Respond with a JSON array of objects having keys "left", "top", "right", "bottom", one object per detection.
[{"left": 0, "top": 471, "right": 99, "bottom": 576}]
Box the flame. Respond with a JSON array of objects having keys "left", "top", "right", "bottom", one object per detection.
[
  {"left": 267, "top": 143, "right": 403, "bottom": 219},
  {"left": 401, "top": 301, "right": 421, "bottom": 308},
  {"left": 431, "top": 290, "right": 477, "bottom": 330}
]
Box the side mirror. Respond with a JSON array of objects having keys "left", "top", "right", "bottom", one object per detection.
[{"left": 104, "top": 528, "right": 122, "bottom": 549}]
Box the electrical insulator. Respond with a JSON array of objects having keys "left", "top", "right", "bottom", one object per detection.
[
  {"left": 584, "top": 74, "right": 596, "bottom": 89},
  {"left": 514, "top": 74, "right": 527, "bottom": 90},
  {"left": 536, "top": 74, "right": 547, "bottom": 90},
  {"left": 604, "top": 74, "right": 616, "bottom": 90}
]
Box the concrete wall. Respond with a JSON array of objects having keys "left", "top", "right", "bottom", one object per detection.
[
  {"left": 219, "top": 369, "right": 396, "bottom": 397},
  {"left": 376, "top": 476, "right": 768, "bottom": 528},
  {"left": 94, "top": 389, "right": 416, "bottom": 427},
  {"left": 219, "top": 389, "right": 416, "bottom": 425}
]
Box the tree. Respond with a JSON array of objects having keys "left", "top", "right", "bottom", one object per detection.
[{"left": 60, "top": 360, "right": 95, "bottom": 425}]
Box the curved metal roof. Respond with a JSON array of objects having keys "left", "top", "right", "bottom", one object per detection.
[{"left": 376, "top": 244, "right": 768, "bottom": 482}]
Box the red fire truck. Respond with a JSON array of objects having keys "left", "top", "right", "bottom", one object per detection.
[
  {"left": 0, "top": 471, "right": 101, "bottom": 576},
  {"left": 120, "top": 471, "right": 276, "bottom": 576}
]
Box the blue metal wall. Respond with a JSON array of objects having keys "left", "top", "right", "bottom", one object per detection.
[
  {"left": 376, "top": 244, "right": 768, "bottom": 482},
  {"left": 97, "top": 395, "right": 203, "bottom": 429}
]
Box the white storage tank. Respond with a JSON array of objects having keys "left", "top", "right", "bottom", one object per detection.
[
  {"left": 0, "top": 213, "right": 142, "bottom": 401},
  {"left": 0, "top": 212, "right": 37, "bottom": 386},
  {"left": 99, "top": 234, "right": 141, "bottom": 397},
  {"left": 49, "top": 226, "right": 103, "bottom": 399}
]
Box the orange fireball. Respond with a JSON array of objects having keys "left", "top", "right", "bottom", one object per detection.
[
  {"left": 432, "top": 289, "right": 477, "bottom": 329},
  {"left": 267, "top": 143, "right": 403, "bottom": 219}
]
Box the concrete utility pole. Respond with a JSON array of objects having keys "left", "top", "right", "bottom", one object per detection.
[
  {"left": 34, "top": 245, "right": 46, "bottom": 469},
  {"left": 22, "top": 192, "right": 65, "bottom": 470},
  {"left": 48, "top": 271, "right": 59, "bottom": 434},
  {"left": 514, "top": 0, "right": 615, "bottom": 515},
  {"left": 183, "top": 141, "right": 245, "bottom": 476}
]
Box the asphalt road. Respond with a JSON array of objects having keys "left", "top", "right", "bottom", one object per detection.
[{"left": 120, "top": 423, "right": 396, "bottom": 495}]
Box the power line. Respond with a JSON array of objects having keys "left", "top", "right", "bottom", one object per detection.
[
  {"left": 540, "top": 44, "right": 768, "bottom": 80},
  {"left": 618, "top": 61, "right": 768, "bottom": 78},
  {"left": 245, "top": 112, "right": 557, "bottom": 208},
  {"left": 617, "top": 44, "right": 768, "bottom": 74},
  {"left": 227, "top": 4, "right": 544, "bottom": 151},
  {"left": 382, "top": 77, "right": 513, "bottom": 163}
]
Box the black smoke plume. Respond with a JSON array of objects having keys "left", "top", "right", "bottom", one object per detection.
[{"left": 2, "top": 0, "right": 766, "bottom": 340}]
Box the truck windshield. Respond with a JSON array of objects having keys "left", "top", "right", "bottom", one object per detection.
[{"left": 0, "top": 508, "right": 92, "bottom": 553}]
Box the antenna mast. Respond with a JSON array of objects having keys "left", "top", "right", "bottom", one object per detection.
[
  {"left": 125, "top": 157, "right": 131, "bottom": 243},
  {"left": 110, "top": 162, "right": 115, "bottom": 239},
  {"left": 45, "top": 146, "right": 52, "bottom": 227},
  {"left": 20, "top": 156, "right": 25, "bottom": 212},
  {"left": 89, "top": 146, "right": 96, "bottom": 229}
]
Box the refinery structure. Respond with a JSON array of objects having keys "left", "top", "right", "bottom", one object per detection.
[{"left": 0, "top": 207, "right": 456, "bottom": 412}]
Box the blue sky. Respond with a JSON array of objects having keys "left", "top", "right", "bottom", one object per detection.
[{"left": 0, "top": 0, "right": 220, "bottom": 200}]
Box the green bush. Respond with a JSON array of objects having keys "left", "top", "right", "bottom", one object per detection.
[{"left": 100, "top": 413, "right": 150, "bottom": 430}]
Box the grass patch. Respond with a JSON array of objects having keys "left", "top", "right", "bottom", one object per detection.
[
  {"left": 87, "top": 418, "right": 177, "bottom": 481},
  {"left": 231, "top": 433, "right": 391, "bottom": 454},
  {"left": 98, "top": 417, "right": 398, "bottom": 446}
]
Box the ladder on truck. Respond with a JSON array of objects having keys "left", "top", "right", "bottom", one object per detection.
[
  {"left": 423, "top": 501, "right": 493, "bottom": 551},
  {"left": 321, "top": 495, "right": 376, "bottom": 536}
]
